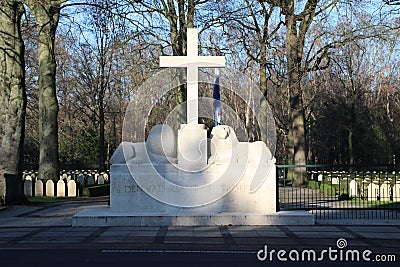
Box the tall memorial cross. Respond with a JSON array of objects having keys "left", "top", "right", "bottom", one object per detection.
[{"left": 160, "top": 28, "right": 225, "bottom": 124}]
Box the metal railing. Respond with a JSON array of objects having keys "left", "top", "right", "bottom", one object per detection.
[{"left": 277, "top": 164, "right": 400, "bottom": 219}]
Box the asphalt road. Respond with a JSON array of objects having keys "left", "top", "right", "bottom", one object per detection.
[{"left": 2, "top": 248, "right": 399, "bottom": 267}]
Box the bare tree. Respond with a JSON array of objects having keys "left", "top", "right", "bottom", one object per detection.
[
  {"left": 218, "top": 0, "right": 287, "bottom": 149},
  {"left": 25, "top": 0, "right": 67, "bottom": 180},
  {"left": 75, "top": 0, "right": 120, "bottom": 171},
  {"left": 128, "top": 0, "right": 216, "bottom": 124}
]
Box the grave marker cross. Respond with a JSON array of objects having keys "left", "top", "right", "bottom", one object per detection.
[{"left": 160, "top": 28, "right": 225, "bottom": 124}]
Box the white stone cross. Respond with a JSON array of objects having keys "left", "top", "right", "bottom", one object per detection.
[{"left": 160, "top": 28, "right": 225, "bottom": 124}]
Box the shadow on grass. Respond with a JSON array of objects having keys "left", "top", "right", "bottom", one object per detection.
[{"left": 27, "top": 196, "right": 78, "bottom": 203}]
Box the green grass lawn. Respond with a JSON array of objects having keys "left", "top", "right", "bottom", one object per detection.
[
  {"left": 27, "top": 196, "right": 78, "bottom": 203},
  {"left": 26, "top": 184, "right": 110, "bottom": 203},
  {"left": 343, "top": 199, "right": 400, "bottom": 208}
]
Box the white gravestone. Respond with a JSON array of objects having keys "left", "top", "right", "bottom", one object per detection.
[
  {"left": 393, "top": 181, "right": 400, "bottom": 201},
  {"left": 97, "top": 175, "right": 105, "bottom": 185},
  {"left": 367, "top": 183, "right": 379, "bottom": 201},
  {"left": 24, "top": 180, "right": 32, "bottom": 197},
  {"left": 380, "top": 181, "right": 391, "bottom": 201},
  {"left": 349, "top": 179, "right": 358, "bottom": 197},
  {"left": 35, "top": 180, "right": 43, "bottom": 197},
  {"left": 103, "top": 173, "right": 109, "bottom": 182},
  {"left": 46, "top": 180, "right": 54, "bottom": 197},
  {"left": 67, "top": 180, "right": 77, "bottom": 197},
  {"left": 57, "top": 180, "right": 65, "bottom": 197},
  {"left": 331, "top": 177, "right": 339, "bottom": 185}
]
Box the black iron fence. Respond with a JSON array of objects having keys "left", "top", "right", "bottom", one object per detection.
[{"left": 277, "top": 164, "right": 400, "bottom": 220}]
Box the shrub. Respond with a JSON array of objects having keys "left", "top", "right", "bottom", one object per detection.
[
  {"left": 308, "top": 181, "right": 319, "bottom": 190},
  {"left": 320, "top": 183, "right": 338, "bottom": 196},
  {"left": 338, "top": 193, "right": 351, "bottom": 201}
]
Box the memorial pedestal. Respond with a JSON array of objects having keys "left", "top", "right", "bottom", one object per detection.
[{"left": 73, "top": 125, "right": 314, "bottom": 226}]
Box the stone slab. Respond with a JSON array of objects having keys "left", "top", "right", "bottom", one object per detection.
[{"left": 72, "top": 207, "right": 314, "bottom": 227}]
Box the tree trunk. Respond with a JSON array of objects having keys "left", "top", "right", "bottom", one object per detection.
[
  {"left": 285, "top": 10, "right": 307, "bottom": 186},
  {"left": 245, "top": 85, "right": 253, "bottom": 141},
  {"left": 348, "top": 88, "right": 356, "bottom": 165},
  {"left": 348, "top": 129, "right": 354, "bottom": 165},
  {"left": 0, "top": 1, "right": 27, "bottom": 205},
  {"left": 258, "top": 44, "right": 271, "bottom": 145},
  {"left": 165, "top": 0, "right": 196, "bottom": 125},
  {"left": 99, "top": 100, "right": 106, "bottom": 171},
  {"left": 259, "top": 44, "right": 268, "bottom": 97},
  {"left": 98, "top": 35, "right": 106, "bottom": 171},
  {"left": 28, "top": 1, "right": 62, "bottom": 181}
]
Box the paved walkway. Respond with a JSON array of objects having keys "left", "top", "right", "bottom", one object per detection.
[{"left": 0, "top": 197, "right": 399, "bottom": 266}]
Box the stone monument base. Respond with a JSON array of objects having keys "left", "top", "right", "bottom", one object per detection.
[
  {"left": 72, "top": 207, "right": 314, "bottom": 226},
  {"left": 73, "top": 124, "right": 315, "bottom": 227}
]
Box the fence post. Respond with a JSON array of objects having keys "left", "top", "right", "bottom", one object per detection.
[{"left": 276, "top": 165, "right": 280, "bottom": 212}]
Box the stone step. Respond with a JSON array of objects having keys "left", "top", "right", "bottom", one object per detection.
[{"left": 72, "top": 208, "right": 314, "bottom": 227}]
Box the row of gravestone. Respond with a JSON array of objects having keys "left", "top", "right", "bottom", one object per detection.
[
  {"left": 324, "top": 177, "right": 398, "bottom": 186},
  {"left": 349, "top": 179, "right": 400, "bottom": 201},
  {"left": 75, "top": 174, "right": 106, "bottom": 186},
  {"left": 311, "top": 172, "right": 399, "bottom": 186},
  {"left": 313, "top": 174, "right": 399, "bottom": 183},
  {"left": 309, "top": 170, "right": 400, "bottom": 176},
  {"left": 310, "top": 174, "right": 400, "bottom": 201},
  {"left": 24, "top": 180, "right": 77, "bottom": 197},
  {"left": 23, "top": 169, "right": 109, "bottom": 175},
  {"left": 22, "top": 171, "right": 109, "bottom": 186}
]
